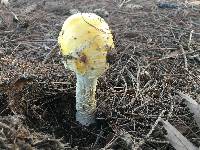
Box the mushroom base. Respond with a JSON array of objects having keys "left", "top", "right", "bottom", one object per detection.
[{"left": 76, "top": 74, "right": 97, "bottom": 126}]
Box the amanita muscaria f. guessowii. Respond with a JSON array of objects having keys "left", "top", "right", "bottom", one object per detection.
[{"left": 58, "top": 13, "right": 114, "bottom": 126}]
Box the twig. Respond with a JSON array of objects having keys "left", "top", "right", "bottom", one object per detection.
[
  {"left": 135, "top": 110, "right": 166, "bottom": 149},
  {"left": 188, "top": 30, "right": 194, "bottom": 51},
  {"left": 179, "top": 45, "right": 188, "bottom": 71},
  {"left": 157, "top": 49, "right": 200, "bottom": 62},
  {"left": 103, "top": 130, "right": 133, "bottom": 150},
  {"left": 118, "top": 0, "right": 131, "bottom": 8},
  {"left": 3, "top": 2, "right": 19, "bottom": 22},
  {"left": 43, "top": 44, "right": 58, "bottom": 64},
  {"left": 93, "top": 130, "right": 104, "bottom": 148},
  {"left": 11, "top": 43, "right": 21, "bottom": 55},
  {"left": 136, "top": 64, "right": 141, "bottom": 97},
  {"left": 0, "top": 122, "right": 14, "bottom": 132}
]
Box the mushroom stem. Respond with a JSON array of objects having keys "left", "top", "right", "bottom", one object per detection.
[{"left": 76, "top": 74, "right": 98, "bottom": 126}]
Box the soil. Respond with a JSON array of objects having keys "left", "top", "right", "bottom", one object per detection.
[{"left": 0, "top": 0, "right": 200, "bottom": 149}]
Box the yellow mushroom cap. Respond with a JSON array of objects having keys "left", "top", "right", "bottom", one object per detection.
[{"left": 58, "top": 13, "right": 114, "bottom": 78}]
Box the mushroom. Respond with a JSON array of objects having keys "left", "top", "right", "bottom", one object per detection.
[{"left": 58, "top": 13, "right": 114, "bottom": 126}]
